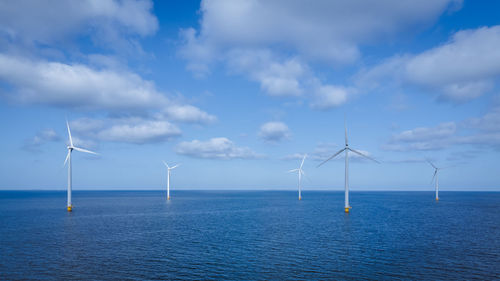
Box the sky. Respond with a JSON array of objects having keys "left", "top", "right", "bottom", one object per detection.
[{"left": 1, "top": 0, "right": 499, "bottom": 191}]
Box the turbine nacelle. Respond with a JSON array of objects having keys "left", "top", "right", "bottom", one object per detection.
[{"left": 163, "top": 161, "right": 180, "bottom": 171}]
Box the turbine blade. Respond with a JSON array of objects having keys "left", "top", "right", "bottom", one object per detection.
[
  {"left": 163, "top": 161, "right": 169, "bottom": 168},
  {"left": 348, "top": 148, "right": 380, "bottom": 163},
  {"left": 170, "top": 164, "right": 180, "bottom": 169},
  {"left": 73, "top": 146, "right": 98, "bottom": 155},
  {"left": 317, "top": 148, "right": 346, "bottom": 167},
  {"left": 426, "top": 159, "right": 437, "bottom": 169},
  {"left": 287, "top": 168, "right": 299, "bottom": 173},
  {"left": 344, "top": 117, "right": 348, "bottom": 146},
  {"left": 63, "top": 150, "right": 70, "bottom": 166},
  {"left": 66, "top": 120, "right": 73, "bottom": 147},
  {"left": 431, "top": 170, "right": 437, "bottom": 184},
  {"left": 300, "top": 169, "right": 306, "bottom": 176},
  {"left": 300, "top": 154, "right": 307, "bottom": 169}
]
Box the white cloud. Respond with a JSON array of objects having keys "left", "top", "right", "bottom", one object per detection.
[
  {"left": 181, "top": 0, "right": 460, "bottom": 65},
  {"left": 226, "top": 49, "right": 304, "bottom": 96},
  {"left": 71, "top": 117, "right": 181, "bottom": 144},
  {"left": 281, "top": 153, "right": 307, "bottom": 161},
  {"left": 357, "top": 25, "right": 500, "bottom": 102},
  {"left": 383, "top": 122, "right": 457, "bottom": 151},
  {"left": 0, "top": 0, "right": 158, "bottom": 52},
  {"left": 258, "top": 121, "right": 291, "bottom": 142},
  {"left": 178, "top": 0, "right": 451, "bottom": 107},
  {"left": 162, "top": 104, "right": 217, "bottom": 124},
  {"left": 311, "top": 85, "right": 350, "bottom": 110},
  {"left": 0, "top": 54, "right": 169, "bottom": 111},
  {"left": 393, "top": 122, "right": 457, "bottom": 142},
  {"left": 175, "top": 137, "right": 262, "bottom": 159},
  {"left": 463, "top": 107, "right": 500, "bottom": 132},
  {"left": 384, "top": 107, "right": 500, "bottom": 151},
  {"left": 23, "top": 129, "right": 60, "bottom": 151},
  {"left": 98, "top": 120, "right": 180, "bottom": 144}
]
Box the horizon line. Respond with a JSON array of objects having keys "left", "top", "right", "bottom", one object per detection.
[{"left": 1, "top": 188, "right": 499, "bottom": 192}]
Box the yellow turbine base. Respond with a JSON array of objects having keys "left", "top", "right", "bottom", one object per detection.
[
  {"left": 345, "top": 207, "right": 350, "bottom": 213},
  {"left": 436, "top": 198, "right": 439, "bottom": 201},
  {"left": 67, "top": 206, "right": 72, "bottom": 212},
  {"left": 299, "top": 197, "right": 301, "bottom": 200},
  {"left": 167, "top": 197, "right": 170, "bottom": 200}
]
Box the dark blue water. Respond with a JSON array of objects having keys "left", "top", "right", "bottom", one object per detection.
[{"left": 0, "top": 191, "right": 499, "bottom": 280}]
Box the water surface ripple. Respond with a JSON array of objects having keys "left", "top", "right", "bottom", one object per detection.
[{"left": 0, "top": 191, "right": 499, "bottom": 280}]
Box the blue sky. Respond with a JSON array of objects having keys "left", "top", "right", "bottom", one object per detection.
[{"left": 1, "top": 0, "right": 499, "bottom": 191}]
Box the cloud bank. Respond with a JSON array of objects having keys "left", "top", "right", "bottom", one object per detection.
[
  {"left": 175, "top": 137, "right": 262, "bottom": 159},
  {"left": 357, "top": 25, "right": 500, "bottom": 103}
]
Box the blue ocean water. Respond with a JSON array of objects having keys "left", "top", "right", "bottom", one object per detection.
[{"left": 0, "top": 191, "right": 499, "bottom": 280}]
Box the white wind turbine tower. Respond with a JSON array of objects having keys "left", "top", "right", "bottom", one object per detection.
[
  {"left": 317, "top": 122, "right": 379, "bottom": 213},
  {"left": 163, "top": 161, "right": 179, "bottom": 200},
  {"left": 428, "top": 160, "right": 446, "bottom": 201},
  {"left": 64, "top": 120, "right": 98, "bottom": 212},
  {"left": 288, "top": 154, "right": 307, "bottom": 200}
]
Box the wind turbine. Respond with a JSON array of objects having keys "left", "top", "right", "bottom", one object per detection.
[
  {"left": 163, "top": 161, "right": 179, "bottom": 200},
  {"left": 64, "top": 120, "right": 98, "bottom": 212},
  {"left": 428, "top": 160, "right": 446, "bottom": 201},
  {"left": 317, "top": 122, "right": 379, "bottom": 213},
  {"left": 288, "top": 154, "right": 307, "bottom": 200}
]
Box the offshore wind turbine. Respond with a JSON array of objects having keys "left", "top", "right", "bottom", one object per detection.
[
  {"left": 288, "top": 154, "right": 307, "bottom": 200},
  {"left": 64, "top": 120, "right": 98, "bottom": 212},
  {"left": 163, "top": 161, "right": 179, "bottom": 200},
  {"left": 317, "top": 122, "right": 379, "bottom": 213},
  {"left": 428, "top": 160, "right": 446, "bottom": 201}
]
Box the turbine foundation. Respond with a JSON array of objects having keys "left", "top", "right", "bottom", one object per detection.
[{"left": 67, "top": 205, "right": 72, "bottom": 212}]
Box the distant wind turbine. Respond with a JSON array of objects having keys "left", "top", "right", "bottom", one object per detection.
[
  {"left": 163, "top": 161, "right": 179, "bottom": 200},
  {"left": 317, "top": 122, "right": 379, "bottom": 213},
  {"left": 64, "top": 120, "right": 98, "bottom": 212},
  {"left": 288, "top": 154, "right": 307, "bottom": 200},
  {"left": 428, "top": 160, "right": 448, "bottom": 201}
]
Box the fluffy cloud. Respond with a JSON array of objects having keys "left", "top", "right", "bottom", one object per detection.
[
  {"left": 258, "top": 121, "right": 291, "bottom": 142},
  {"left": 181, "top": 0, "right": 460, "bottom": 65},
  {"left": 384, "top": 107, "right": 500, "bottom": 151},
  {"left": 0, "top": 54, "right": 217, "bottom": 123},
  {"left": 226, "top": 49, "right": 304, "bottom": 96},
  {"left": 162, "top": 104, "right": 217, "bottom": 124},
  {"left": 383, "top": 122, "right": 457, "bottom": 151},
  {"left": 0, "top": 0, "right": 158, "bottom": 52},
  {"left": 281, "top": 153, "right": 307, "bottom": 161},
  {"left": 310, "top": 85, "right": 350, "bottom": 110},
  {"left": 175, "top": 137, "right": 262, "bottom": 159},
  {"left": 357, "top": 25, "right": 500, "bottom": 102},
  {"left": 0, "top": 54, "right": 169, "bottom": 111},
  {"left": 180, "top": 0, "right": 456, "bottom": 107},
  {"left": 70, "top": 117, "right": 181, "bottom": 144},
  {"left": 23, "top": 129, "right": 60, "bottom": 151},
  {"left": 392, "top": 122, "right": 457, "bottom": 143}
]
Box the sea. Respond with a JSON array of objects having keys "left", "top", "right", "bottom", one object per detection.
[{"left": 0, "top": 190, "right": 499, "bottom": 280}]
